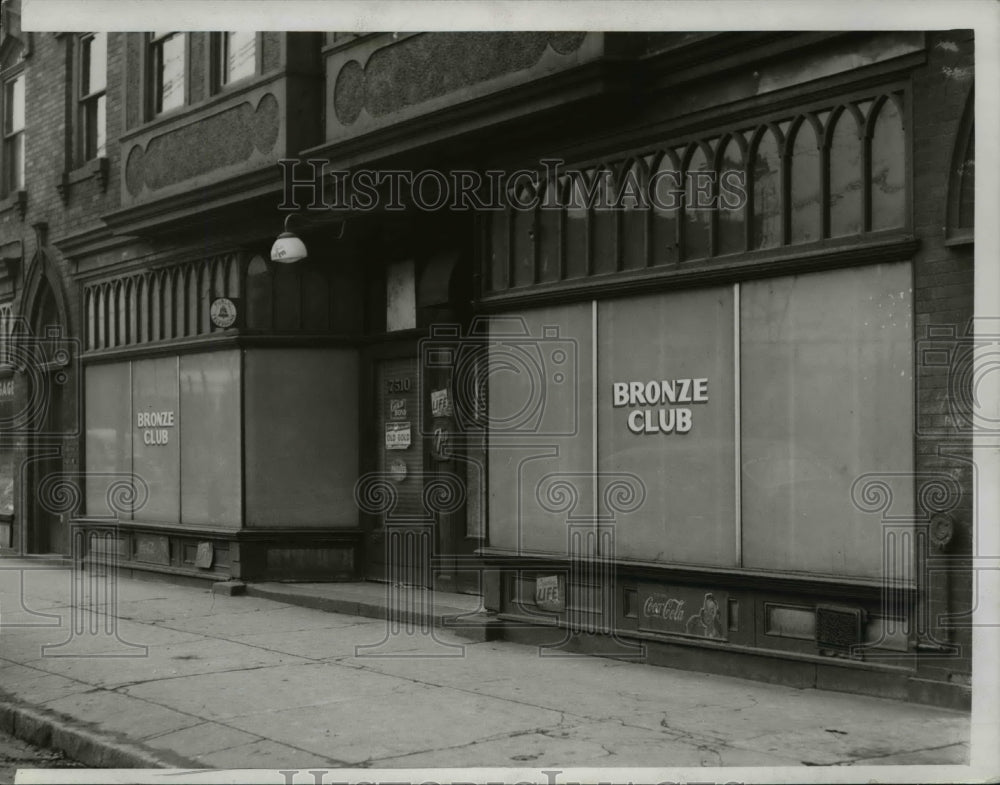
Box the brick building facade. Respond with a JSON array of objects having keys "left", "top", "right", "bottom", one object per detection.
[{"left": 0, "top": 5, "right": 977, "bottom": 709}]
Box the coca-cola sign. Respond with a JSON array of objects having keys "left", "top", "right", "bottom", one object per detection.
[
  {"left": 643, "top": 595, "right": 686, "bottom": 621},
  {"left": 638, "top": 587, "right": 728, "bottom": 641}
]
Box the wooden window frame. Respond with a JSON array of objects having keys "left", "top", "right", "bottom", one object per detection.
[
  {"left": 209, "top": 31, "right": 261, "bottom": 95},
  {"left": 77, "top": 32, "right": 107, "bottom": 165},
  {"left": 148, "top": 31, "right": 187, "bottom": 118},
  {"left": 1, "top": 69, "right": 25, "bottom": 196}
]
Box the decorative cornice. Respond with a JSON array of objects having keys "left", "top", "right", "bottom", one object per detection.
[
  {"left": 80, "top": 331, "right": 362, "bottom": 364},
  {"left": 100, "top": 165, "right": 281, "bottom": 239},
  {"left": 303, "top": 57, "right": 635, "bottom": 172}
]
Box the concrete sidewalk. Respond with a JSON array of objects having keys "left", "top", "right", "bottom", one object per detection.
[{"left": 0, "top": 560, "right": 971, "bottom": 771}]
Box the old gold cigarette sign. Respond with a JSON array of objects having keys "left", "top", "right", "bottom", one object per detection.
[
  {"left": 612, "top": 378, "right": 709, "bottom": 434},
  {"left": 385, "top": 422, "right": 411, "bottom": 450}
]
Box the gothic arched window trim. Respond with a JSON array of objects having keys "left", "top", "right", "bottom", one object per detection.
[{"left": 945, "top": 87, "right": 974, "bottom": 246}]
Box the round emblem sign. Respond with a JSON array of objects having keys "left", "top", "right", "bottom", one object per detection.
[{"left": 210, "top": 297, "right": 238, "bottom": 329}]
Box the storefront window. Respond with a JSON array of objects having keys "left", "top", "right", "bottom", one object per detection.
[
  {"left": 487, "top": 304, "right": 592, "bottom": 554},
  {"left": 132, "top": 357, "right": 180, "bottom": 523},
  {"left": 85, "top": 363, "right": 131, "bottom": 517},
  {"left": 599, "top": 287, "right": 737, "bottom": 566},
  {"left": 85, "top": 351, "right": 243, "bottom": 525},
  {"left": 740, "top": 262, "right": 913, "bottom": 578},
  {"left": 180, "top": 351, "right": 241, "bottom": 525}
]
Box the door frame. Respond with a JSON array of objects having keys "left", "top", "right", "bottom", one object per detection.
[{"left": 359, "top": 333, "right": 426, "bottom": 584}]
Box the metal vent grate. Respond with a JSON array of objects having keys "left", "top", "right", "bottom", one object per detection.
[{"left": 815, "top": 604, "right": 866, "bottom": 653}]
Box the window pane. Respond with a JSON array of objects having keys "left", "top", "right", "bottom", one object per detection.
[
  {"left": 132, "top": 357, "right": 181, "bottom": 524},
  {"left": 740, "top": 262, "right": 913, "bottom": 578},
  {"left": 592, "top": 169, "right": 617, "bottom": 275},
  {"left": 180, "top": 350, "right": 242, "bottom": 526},
  {"left": 157, "top": 34, "right": 185, "bottom": 112},
  {"left": 598, "top": 287, "right": 737, "bottom": 566},
  {"left": 82, "top": 32, "right": 107, "bottom": 95},
  {"left": 9, "top": 133, "right": 24, "bottom": 190},
  {"left": 621, "top": 162, "right": 647, "bottom": 270},
  {"left": 488, "top": 210, "right": 509, "bottom": 291},
  {"left": 829, "top": 109, "right": 862, "bottom": 237},
  {"left": 650, "top": 155, "right": 679, "bottom": 266},
  {"left": 226, "top": 31, "right": 256, "bottom": 83},
  {"left": 871, "top": 97, "right": 906, "bottom": 231},
  {"left": 564, "top": 174, "right": 589, "bottom": 279},
  {"left": 717, "top": 136, "right": 745, "bottom": 255},
  {"left": 5, "top": 75, "right": 24, "bottom": 133},
  {"left": 683, "top": 146, "right": 711, "bottom": 260},
  {"left": 790, "top": 119, "right": 821, "bottom": 244},
  {"left": 96, "top": 94, "right": 106, "bottom": 156},
  {"left": 752, "top": 129, "right": 782, "bottom": 249},
  {"left": 537, "top": 181, "right": 561, "bottom": 283}
]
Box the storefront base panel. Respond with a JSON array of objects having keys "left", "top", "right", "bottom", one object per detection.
[
  {"left": 489, "top": 562, "right": 970, "bottom": 710},
  {"left": 70, "top": 521, "right": 365, "bottom": 583},
  {"left": 494, "top": 612, "right": 969, "bottom": 710}
]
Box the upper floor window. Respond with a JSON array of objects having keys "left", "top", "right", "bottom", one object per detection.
[
  {"left": 2, "top": 72, "right": 24, "bottom": 192},
  {"left": 149, "top": 31, "right": 184, "bottom": 115},
  {"left": 215, "top": 32, "right": 256, "bottom": 89},
  {"left": 79, "top": 32, "right": 107, "bottom": 161}
]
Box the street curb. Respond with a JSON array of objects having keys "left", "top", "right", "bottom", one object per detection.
[
  {"left": 0, "top": 692, "right": 201, "bottom": 769},
  {"left": 244, "top": 584, "right": 503, "bottom": 642}
]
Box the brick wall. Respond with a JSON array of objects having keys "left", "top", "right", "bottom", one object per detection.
[
  {"left": 0, "top": 29, "right": 125, "bottom": 551},
  {"left": 910, "top": 29, "right": 975, "bottom": 683}
]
